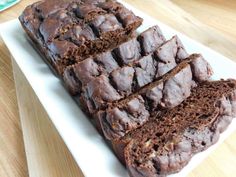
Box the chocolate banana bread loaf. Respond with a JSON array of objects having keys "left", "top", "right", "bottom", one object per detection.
[
  {"left": 19, "top": 1, "right": 235, "bottom": 177},
  {"left": 79, "top": 35, "right": 189, "bottom": 114},
  {"left": 19, "top": 0, "right": 143, "bottom": 75},
  {"left": 112, "top": 79, "right": 236, "bottom": 177},
  {"left": 96, "top": 54, "right": 213, "bottom": 140},
  {"left": 63, "top": 25, "right": 166, "bottom": 95}
]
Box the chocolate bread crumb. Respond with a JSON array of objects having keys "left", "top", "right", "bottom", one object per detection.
[
  {"left": 113, "top": 80, "right": 236, "bottom": 177},
  {"left": 98, "top": 54, "right": 212, "bottom": 140}
]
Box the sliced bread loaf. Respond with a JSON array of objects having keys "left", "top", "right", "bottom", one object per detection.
[
  {"left": 79, "top": 35, "right": 190, "bottom": 114},
  {"left": 63, "top": 25, "right": 166, "bottom": 95},
  {"left": 96, "top": 53, "right": 212, "bottom": 140},
  {"left": 112, "top": 79, "right": 236, "bottom": 177}
]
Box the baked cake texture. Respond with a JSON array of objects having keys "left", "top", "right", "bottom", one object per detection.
[
  {"left": 79, "top": 35, "right": 190, "bottom": 114},
  {"left": 96, "top": 54, "right": 213, "bottom": 140},
  {"left": 63, "top": 25, "right": 166, "bottom": 95},
  {"left": 19, "top": 0, "right": 143, "bottom": 75},
  {"left": 112, "top": 79, "right": 236, "bottom": 177},
  {"left": 19, "top": 1, "right": 235, "bottom": 176}
]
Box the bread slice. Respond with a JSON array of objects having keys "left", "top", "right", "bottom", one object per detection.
[
  {"left": 79, "top": 35, "right": 190, "bottom": 113},
  {"left": 63, "top": 25, "right": 166, "bottom": 95},
  {"left": 96, "top": 54, "right": 213, "bottom": 140},
  {"left": 19, "top": 0, "right": 143, "bottom": 75},
  {"left": 112, "top": 79, "right": 236, "bottom": 177}
]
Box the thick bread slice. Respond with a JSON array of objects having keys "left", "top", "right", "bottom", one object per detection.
[
  {"left": 113, "top": 79, "right": 236, "bottom": 177},
  {"left": 97, "top": 54, "right": 212, "bottom": 140},
  {"left": 63, "top": 25, "right": 166, "bottom": 95},
  {"left": 79, "top": 35, "right": 190, "bottom": 114}
]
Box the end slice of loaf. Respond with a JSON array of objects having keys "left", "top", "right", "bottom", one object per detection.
[
  {"left": 116, "top": 79, "right": 236, "bottom": 177},
  {"left": 97, "top": 53, "right": 212, "bottom": 140},
  {"left": 19, "top": 0, "right": 143, "bottom": 75}
]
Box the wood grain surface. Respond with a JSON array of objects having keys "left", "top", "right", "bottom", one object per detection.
[
  {"left": 12, "top": 60, "right": 83, "bottom": 177},
  {"left": 0, "top": 0, "right": 236, "bottom": 177}
]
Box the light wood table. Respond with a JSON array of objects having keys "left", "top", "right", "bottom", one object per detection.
[{"left": 0, "top": 1, "right": 236, "bottom": 177}]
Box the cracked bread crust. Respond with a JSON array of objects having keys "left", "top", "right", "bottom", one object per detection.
[
  {"left": 63, "top": 25, "right": 166, "bottom": 95},
  {"left": 19, "top": 0, "right": 143, "bottom": 75},
  {"left": 122, "top": 80, "right": 236, "bottom": 177},
  {"left": 79, "top": 35, "right": 189, "bottom": 113},
  {"left": 97, "top": 54, "right": 212, "bottom": 140}
]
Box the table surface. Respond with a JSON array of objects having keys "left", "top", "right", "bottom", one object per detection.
[{"left": 1, "top": 0, "right": 236, "bottom": 177}]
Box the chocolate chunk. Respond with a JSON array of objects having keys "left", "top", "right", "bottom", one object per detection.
[
  {"left": 95, "top": 51, "right": 119, "bottom": 73},
  {"left": 91, "top": 14, "right": 123, "bottom": 35},
  {"left": 116, "top": 8, "right": 141, "bottom": 28},
  {"left": 155, "top": 36, "right": 189, "bottom": 77},
  {"left": 135, "top": 54, "right": 157, "bottom": 88},
  {"left": 145, "top": 82, "right": 163, "bottom": 109},
  {"left": 111, "top": 66, "right": 135, "bottom": 94},
  {"left": 162, "top": 65, "right": 195, "bottom": 108},
  {"left": 138, "top": 25, "right": 166, "bottom": 55},
  {"left": 114, "top": 38, "right": 141, "bottom": 64},
  {"left": 75, "top": 4, "right": 105, "bottom": 21},
  {"left": 35, "top": 0, "right": 68, "bottom": 18},
  {"left": 48, "top": 40, "right": 77, "bottom": 59},
  {"left": 62, "top": 25, "right": 96, "bottom": 46},
  {"left": 190, "top": 54, "right": 213, "bottom": 81},
  {"left": 63, "top": 57, "right": 99, "bottom": 95},
  {"left": 39, "top": 17, "right": 61, "bottom": 42},
  {"left": 99, "top": 96, "right": 150, "bottom": 139},
  {"left": 82, "top": 75, "right": 121, "bottom": 111},
  {"left": 98, "top": 1, "right": 122, "bottom": 13},
  {"left": 73, "top": 58, "right": 99, "bottom": 84}
]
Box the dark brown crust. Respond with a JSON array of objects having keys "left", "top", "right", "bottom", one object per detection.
[
  {"left": 63, "top": 25, "right": 166, "bottom": 95},
  {"left": 118, "top": 80, "right": 236, "bottom": 177},
  {"left": 79, "top": 35, "right": 189, "bottom": 114},
  {"left": 19, "top": 2, "right": 232, "bottom": 177},
  {"left": 19, "top": 0, "right": 143, "bottom": 75},
  {"left": 98, "top": 54, "right": 213, "bottom": 140}
]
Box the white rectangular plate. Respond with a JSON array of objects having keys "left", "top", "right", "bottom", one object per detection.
[{"left": 1, "top": 1, "right": 236, "bottom": 177}]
